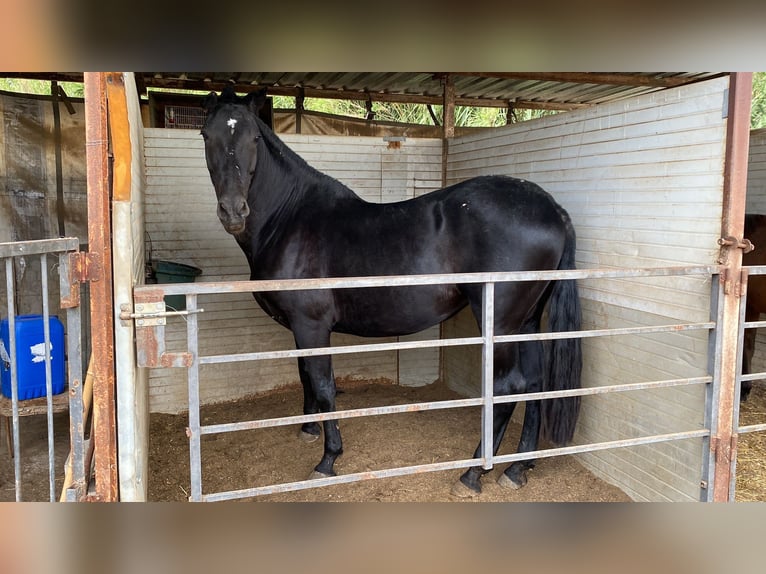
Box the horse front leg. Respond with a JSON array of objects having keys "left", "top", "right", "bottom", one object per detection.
[
  {"left": 302, "top": 353, "right": 343, "bottom": 479},
  {"left": 292, "top": 326, "right": 343, "bottom": 479},
  {"left": 296, "top": 357, "right": 321, "bottom": 442}
]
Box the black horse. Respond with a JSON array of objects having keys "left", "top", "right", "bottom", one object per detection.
[{"left": 201, "top": 87, "right": 583, "bottom": 496}]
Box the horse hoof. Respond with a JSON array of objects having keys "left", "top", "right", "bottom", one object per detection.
[
  {"left": 497, "top": 471, "right": 526, "bottom": 490},
  {"left": 298, "top": 429, "right": 320, "bottom": 443},
  {"left": 308, "top": 470, "right": 334, "bottom": 481},
  {"left": 451, "top": 479, "right": 481, "bottom": 498}
]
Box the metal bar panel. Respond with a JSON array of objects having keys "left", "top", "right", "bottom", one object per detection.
[
  {"left": 40, "top": 254, "right": 56, "bottom": 502},
  {"left": 5, "top": 259, "right": 22, "bottom": 501},
  {"left": 60, "top": 251, "right": 85, "bottom": 502},
  {"left": 702, "top": 274, "right": 725, "bottom": 500},
  {"left": 200, "top": 429, "right": 710, "bottom": 502},
  {"left": 730, "top": 268, "right": 749, "bottom": 500},
  {"left": 0, "top": 237, "right": 79, "bottom": 258},
  {"left": 146, "top": 263, "right": 724, "bottom": 501},
  {"left": 481, "top": 282, "right": 494, "bottom": 470},
  {"left": 186, "top": 295, "right": 203, "bottom": 502}
]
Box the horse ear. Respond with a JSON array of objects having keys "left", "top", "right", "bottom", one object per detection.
[
  {"left": 244, "top": 88, "right": 268, "bottom": 114},
  {"left": 202, "top": 91, "right": 218, "bottom": 112}
]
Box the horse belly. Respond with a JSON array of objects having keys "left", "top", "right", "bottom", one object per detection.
[{"left": 334, "top": 284, "right": 465, "bottom": 337}]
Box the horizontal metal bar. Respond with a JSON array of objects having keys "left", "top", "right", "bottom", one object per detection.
[
  {"left": 136, "top": 265, "right": 719, "bottom": 296},
  {"left": 0, "top": 237, "right": 79, "bottom": 258},
  {"left": 743, "top": 320, "right": 766, "bottom": 329},
  {"left": 491, "top": 429, "right": 710, "bottom": 466},
  {"left": 201, "top": 397, "right": 484, "bottom": 434},
  {"left": 494, "top": 322, "right": 715, "bottom": 344},
  {"left": 743, "top": 265, "right": 766, "bottom": 276},
  {"left": 740, "top": 372, "right": 766, "bottom": 383},
  {"left": 738, "top": 423, "right": 766, "bottom": 434},
  {"left": 200, "top": 322, "right": 715, "bottom": 366},
  {"left": 200, "top": 376, "right": 710, "bottom": 435},
  {"left": 199, "top": 428, "right": 710, "bottom": 502},
  {"left": 199, "top": 336, "right": 483, "bottom": 365},
  {"left": 201, "top": 457, "right": 481, "bottom": 501}
]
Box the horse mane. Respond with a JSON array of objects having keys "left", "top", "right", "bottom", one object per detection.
[{"left": 239, "top": 95, "right": 358, "bottom": 203}]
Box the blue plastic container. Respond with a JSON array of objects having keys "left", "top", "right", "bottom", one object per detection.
[{"left": 0, "top": 315, "right": 65, "bottom": 400}]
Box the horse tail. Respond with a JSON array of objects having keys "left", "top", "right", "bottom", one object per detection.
[{"left": 540, "top": 218, "right": 583, "bottom": 445}]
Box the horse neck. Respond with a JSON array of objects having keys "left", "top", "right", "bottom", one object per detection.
[{"left": 250, "top": 123, "right": 359, "bottom": 221}]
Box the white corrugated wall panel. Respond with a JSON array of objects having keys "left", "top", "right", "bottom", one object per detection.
[
  {"left": 144, "top": 130, "right": 442, "bottom": 413},
  {"left": 443, "top": 76, "right": 729, "bottom": 501}
]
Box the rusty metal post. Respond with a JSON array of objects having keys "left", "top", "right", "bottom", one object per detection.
[
  {"left": 712, "top": 72, "right": 753, "bottom": 501},
  {"left": 84, "top": 72, "right": 118, "bottom": 501}
]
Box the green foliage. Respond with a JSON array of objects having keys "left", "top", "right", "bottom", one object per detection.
[
  {"left": 273, "top": 95, "right": 551, "bottom": 127},
  {"left": 751, "top": 72, "right": 766, "bottom": 130},
  {"left": 0, "top": 78, "right": 84, "bottom": 98}
]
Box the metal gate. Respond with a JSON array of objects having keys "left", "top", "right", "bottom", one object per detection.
[
  {"left": 0, "top": 238, "right": 88, "bottom": 501},
  {"left": 131, "top": 264, "right": 736, "bottom": 502}
]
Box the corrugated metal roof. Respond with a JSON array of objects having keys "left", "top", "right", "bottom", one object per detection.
[
  {"left": 137, "top": 72, "right": 724, "bottom": 110},
  {"left": 1, "top": 72, "right": 726, "bottom": 110}
]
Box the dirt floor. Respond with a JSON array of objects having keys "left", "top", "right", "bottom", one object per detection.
[
  {"left": 2, "top": 379, "right": 764, "bottom": 502},
  {"left": 148, "top": 379, "right": 632, "bottom": 502},
  {"left": 0, "top": 410, "right": 70, "bottom": 502}
]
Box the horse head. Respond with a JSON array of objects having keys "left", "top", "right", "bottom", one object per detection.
[{"left": 201, "top": 86, "right": 268, "bottom": 235}]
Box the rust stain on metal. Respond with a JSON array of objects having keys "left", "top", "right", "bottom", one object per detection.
[
  {"left": 134, "top": 290, "right": 168, "bottom": 368},
  {"left": 136, "top": 325, "right": 162, "bottom": 368},
  {"left": 85, "top": 72, "right": 118, "bottom": 502},
  {"left": 134, "top": 288, "right": 166, "bottom": 304},
  {"left": 160, "top": 352, "right": 194, "bottom": 368},
  {"left": 387, "top": 140, "right": 401, "bottom": 150}
]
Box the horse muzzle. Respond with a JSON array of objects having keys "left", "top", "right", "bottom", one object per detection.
[
  {"left": 222, "top": 219, "right": 247, "bottom": 235},
  {"left": 217, "top": 197, "right": 250, "bottom": 235}
]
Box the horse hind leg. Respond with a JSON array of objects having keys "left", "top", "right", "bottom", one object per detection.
[
  {"left": 451, "top": 343, "right": 523, "bottom": 498},
  {"left": 498, "top": 341, "right": 544, "bottom": 490},
  {"left": 741, "top": 305, "right": 758, "bottom": 402}
]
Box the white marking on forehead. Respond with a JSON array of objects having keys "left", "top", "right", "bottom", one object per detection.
[{"left": 227, "top": 118, "right": 237, "bottom": 134}]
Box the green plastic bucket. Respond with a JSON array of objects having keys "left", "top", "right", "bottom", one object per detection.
[{"left": 152, "top": 260, "right": 202, "bottom": 311}]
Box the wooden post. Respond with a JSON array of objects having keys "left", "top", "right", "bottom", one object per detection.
[{"left": 441, "top": 74, "right": 455, "bottom": 187}]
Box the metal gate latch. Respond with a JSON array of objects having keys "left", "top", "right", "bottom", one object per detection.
[
  {"left": 718, "top": 236, "right": 755, "bottom": 253},
  {"left": 119, "top": 302, "right": 204, "bottom": 326}
]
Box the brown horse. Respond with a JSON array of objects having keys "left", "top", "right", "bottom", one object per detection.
[{"left": 742, "top": 213, "right": 766, "bottom": 401}]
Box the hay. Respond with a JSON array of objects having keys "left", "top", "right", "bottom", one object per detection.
[{"left": 736, "top": 383, "right": 766, "bottom": 501}]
